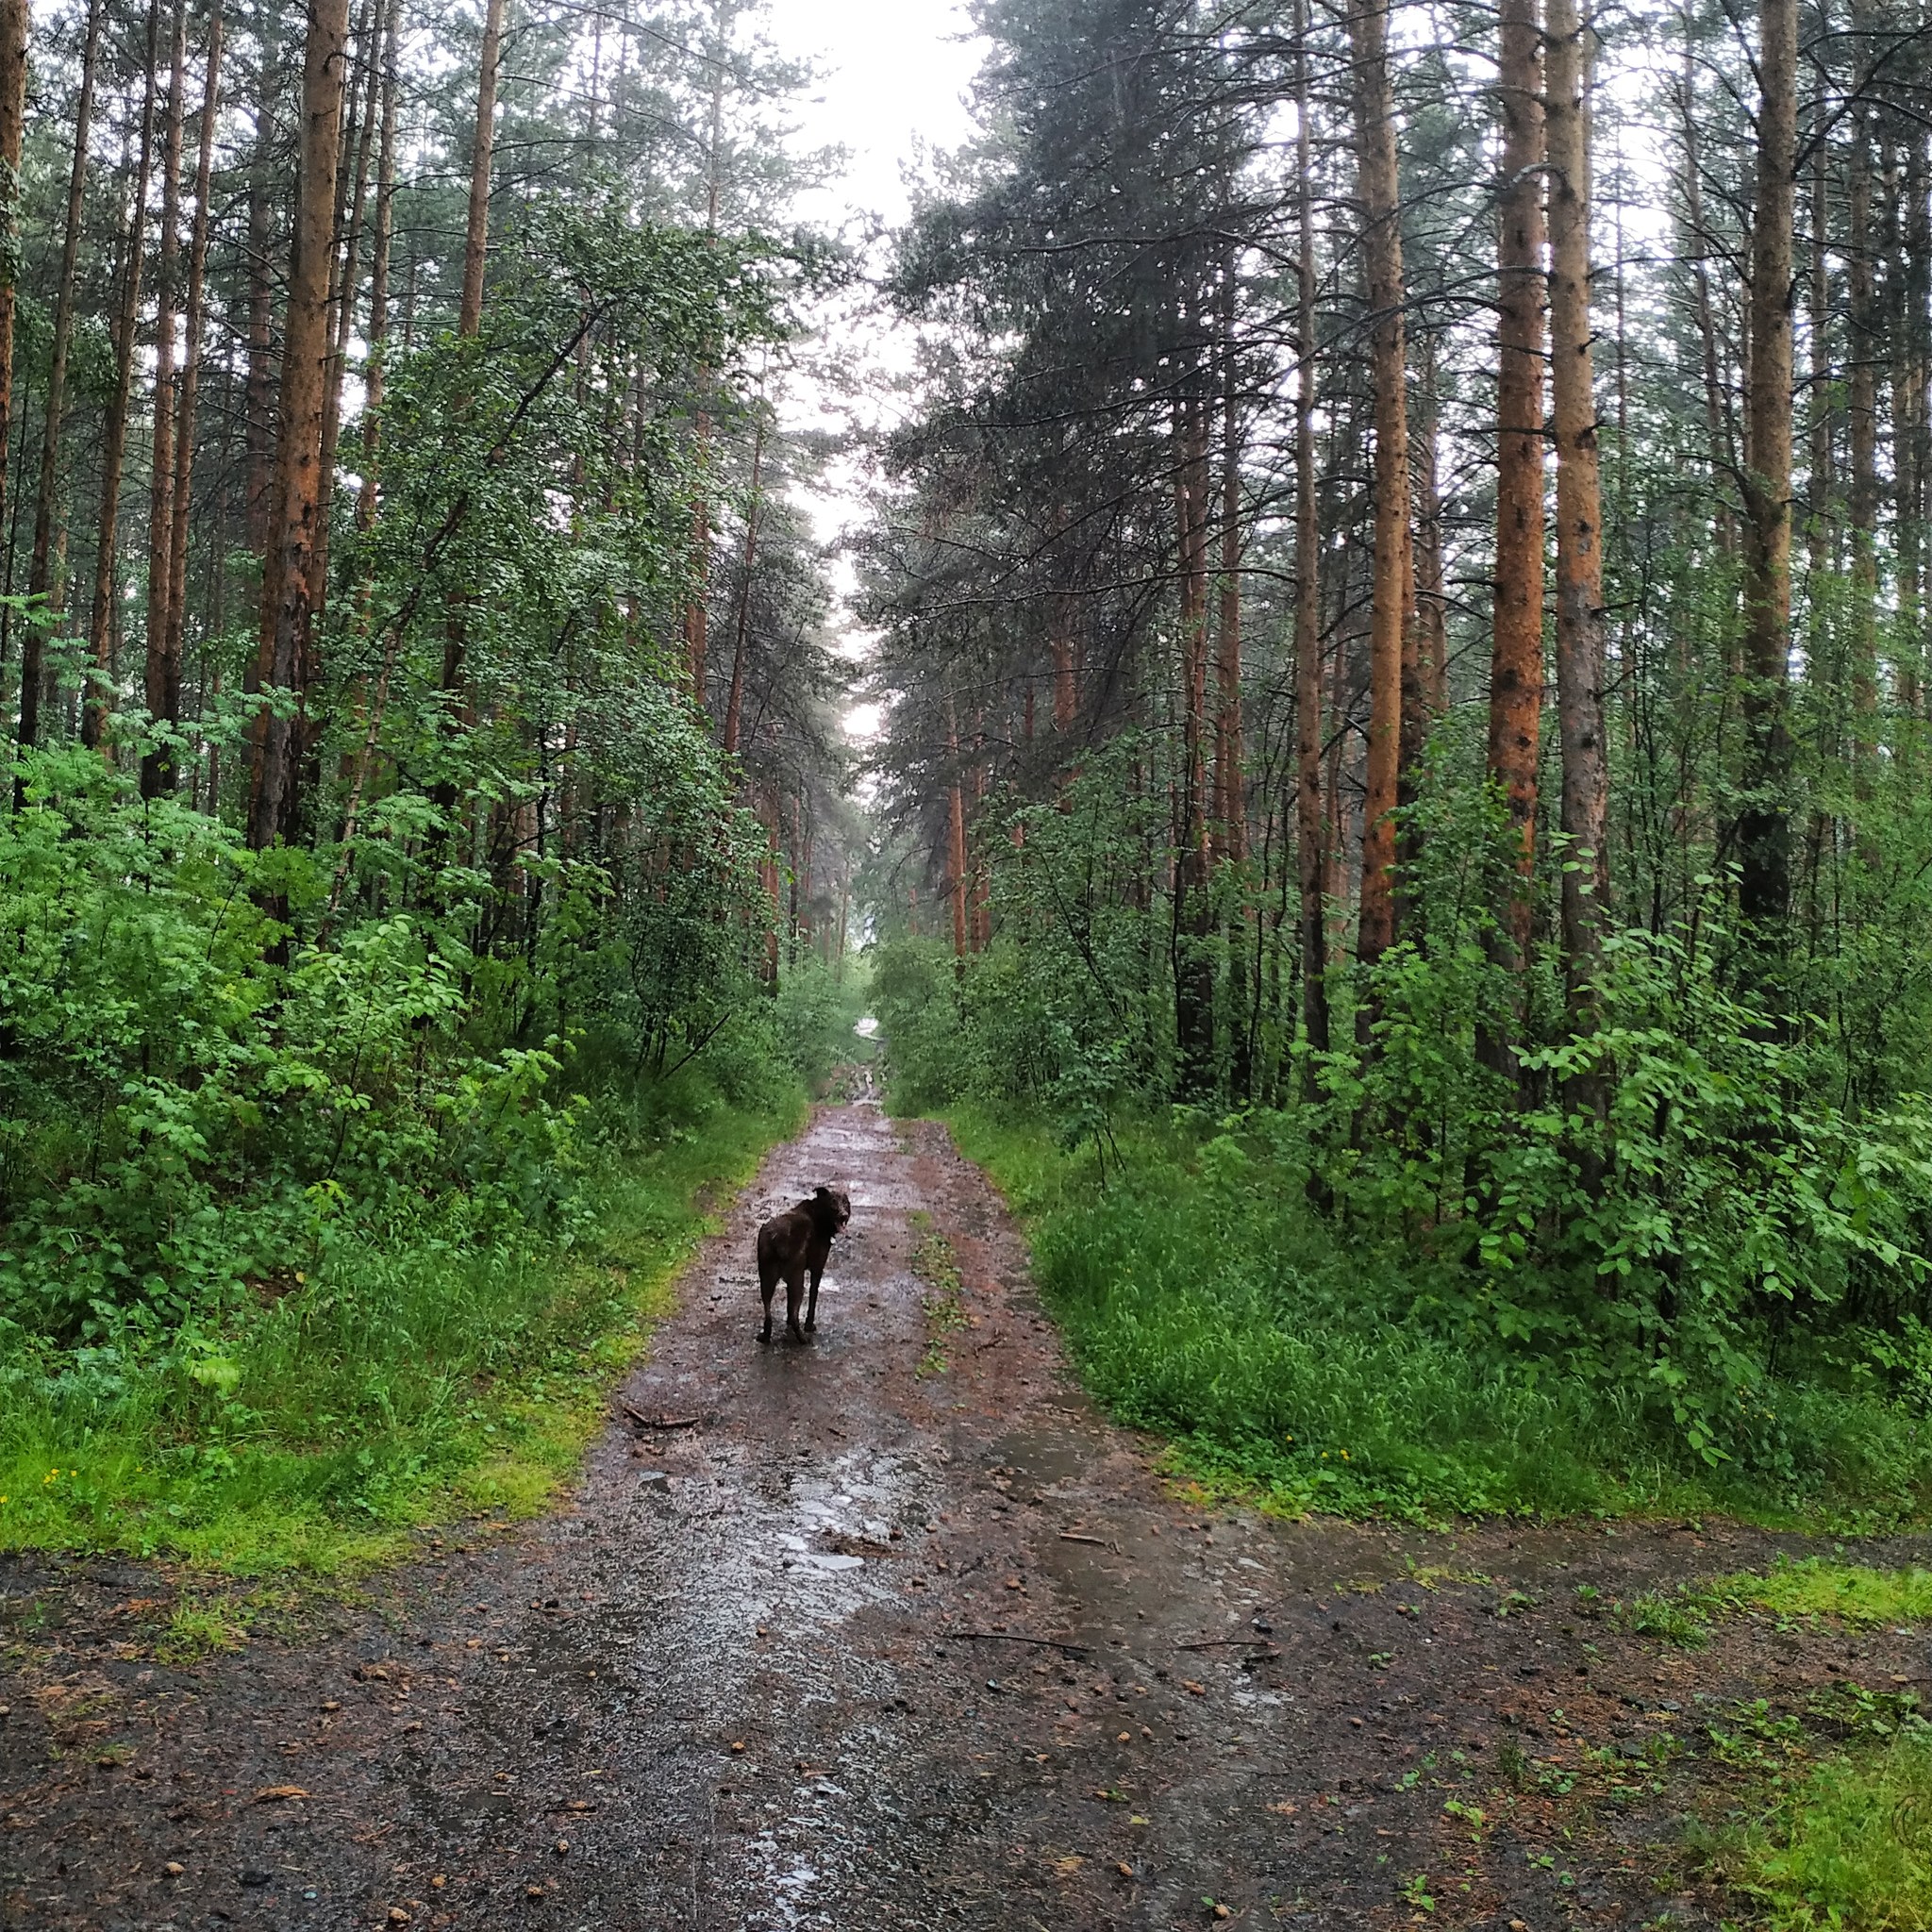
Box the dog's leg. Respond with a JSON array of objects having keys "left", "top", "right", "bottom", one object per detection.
[
  {"left": 804, "top": 1260, "right": 822, "bottom": 1333},
  {"left": 758, "top": 1259, "right": 775, "bottom": 1344},
  {"left": 786, "top": 1265, "right": 808, "bottom": 1341}
]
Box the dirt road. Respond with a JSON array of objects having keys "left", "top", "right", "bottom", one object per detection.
[{"left": 5, "top": 1093, "right": 1928, "bottom": 1930}]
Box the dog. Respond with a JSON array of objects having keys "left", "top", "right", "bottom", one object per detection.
[{"left": 756, "top": 1183, "right": 851, "bottom": 1344}]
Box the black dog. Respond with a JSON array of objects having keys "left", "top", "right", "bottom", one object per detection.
[{"left": 756, "top": 1184, "right": 851, "bottom": 1344}]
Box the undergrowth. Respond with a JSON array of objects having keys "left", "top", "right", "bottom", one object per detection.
[
  {"left": 0, "top": 1057, "right": 808, "bottom": 1579},
  {"left": 924, "top": 1104, "right": 1932, "bottom": 1528}
]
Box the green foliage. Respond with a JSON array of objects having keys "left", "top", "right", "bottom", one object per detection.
[
  {"left": 1715, "top": 1724, "right": 1932, "bottom": 1931},
  {"left": 0, "top": 1061, "right": 805, "bottom": 1575},
  {"left": 912, "top": 1099, "right": 1932, "bottom": 1524}
]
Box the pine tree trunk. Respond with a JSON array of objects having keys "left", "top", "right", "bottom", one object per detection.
[
  {"left": 1213, "top": 252, "right": 1244, "bottom": 864},
  {"left": 1348, "top": 0, "right": 1411, "bottom": 974},
  {"left": 21, "top": 0, "right": 100, "bottom": 745},
  {"left": 722, "top": 413, "right": 766, "bottom": 756},
  {"left": 1846, "top": 27, "right": 1878, "bottom": 784},
  {"left": 1547, "top": 0, "right": 1609, "bottom": 1021},
  {"left": 1738, "top": 0, "right": 1798, "bottom": 928},
  {"left": 153, "top": 0, "right": 223, "bottom": 795},
  {"left": 79, "top": 9, "right": 161, "bottom": 755},
  {"left": 1488, "top": 0, "right": 1545, "bottom": 986},
  {"left": 356, "top": 0, "right": 399, "bottom": 538},
  {"left": 246, "top": 0, "right": 350, "bottom": 852},
  {"left": 141, "top": 0, "right": 189, "bottom": 796},
  {"left": 244, "top": 34, "right": 278, "bottom": 556},
  {"left": 1293, "top": 1, "right": 1329, "bottom": 1079},
  {"left": 0, "top": 0, "right": 30, "bottom": 608},
  {"left": 458, "top": 0, "right": 505, "bottom": 339},
  {"left": 947, "top": 693, "right": 968, "bottom": 968}
]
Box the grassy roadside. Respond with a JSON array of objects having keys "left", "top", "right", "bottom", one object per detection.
[
  {"left": 926, "top": 1104, "right": 1932, "bottom": 1532},
  {"left": 0, "top": 1070, "right": 804, "bottom": 1582}
]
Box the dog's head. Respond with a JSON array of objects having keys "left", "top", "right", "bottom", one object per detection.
[{"left": 812, "top": 1183, "right": 852, "bottom": 1233}]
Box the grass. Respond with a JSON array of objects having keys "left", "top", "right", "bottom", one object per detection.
[
  {"left": 1712, "top": 1724, "right": 1932, "bottom": 1930},
  {"left": 1701, "top": 1557, "right": 1932, "bottom": 1627},
  {"left": 0, "top": 1066, "right": 804, "bottom": 1579},
  {"left": 926, "top": 1104, "right": 1932, "bottom": 1528}
]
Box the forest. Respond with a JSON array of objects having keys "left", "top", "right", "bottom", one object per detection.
[
  {"left": 0, "top": 0, "right": 1929, "bottom": 1557},
  {"left": 0, "top": 0, "right": 861, "bottom": 1562},
  {"left": 3, "top": 0, "right": 1932, "bottom": 1923},
  {"left": 862, "top": 0, "right": 1932, "bottom": 1524}
]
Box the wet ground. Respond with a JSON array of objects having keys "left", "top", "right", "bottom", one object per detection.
[{"left": 4, "top": 1091, "right": 1930, "bottom": 1930}]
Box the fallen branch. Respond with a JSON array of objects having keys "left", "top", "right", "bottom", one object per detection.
[
  {"left": 619, "top": 1402, "right": 701, "bottom": 1431},
  {"left": 1174, "top": 1637, "right": 1279, "bottom": 1652},
  {"left": 943, "top": 1629, "right": 1094, "bottom": 1655},
  {"left": 1057, "top": 1532, "right": 1111, "bottom": 1548}
]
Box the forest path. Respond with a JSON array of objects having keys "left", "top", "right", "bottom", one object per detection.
[{"left": 6, "top": 1091, "right": 1930, "bottom": 1931}]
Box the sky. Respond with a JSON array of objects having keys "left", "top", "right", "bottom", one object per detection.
[
  {"left": 766, "top": 0, "right": 984, "bottom": 233},
  {"left": 750, "top": 0, "right": 989, "bottom": 733}
]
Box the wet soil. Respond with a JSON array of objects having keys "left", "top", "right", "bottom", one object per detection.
[{"left": 4, "top": 1092, "right": 1930, "bottom": 1931}]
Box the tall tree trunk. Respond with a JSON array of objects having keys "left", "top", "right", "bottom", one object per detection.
[
  {"left": 1680, "top": 17, "right": 1737, "bottom": 558},
  {"left": 1293, "top": 0, "right": 1329, "bottom": 1079},
  {"left": 244, "top": 33, "right": 278, "bottom": 556},
  {"left": 21, "top": 0, "right": 101, "bottom": 743},
  {"left": 246, "top": 0, "right": 350, "bottom": 852},
  {"left": 947, "top": 692, "right": 968, "bottom": 969},
  {"left": 308, "top": 0, "right": 379, "bottom": 617},
  {"left": 154, "top": 0, "right": 224, "bottom": 795},
  {"left": 458, "top": 0, "right": 505, "bottom": 339},
  {"left": 1348, "top": 0, "right": 1411, "bottom": 975},
  {"left": 1489, "top": 0, "right": 1546, "bottom": 984},
  {"left": 79, "top": 10, "right": 161, "bottom": 754},
  {"left": 1213, "top": 251, "right": 1244, "bottom": 863},
  {"left": 1414, "top": 344, "right": 1449, "bottom": 721},
  {"left": 1547, "top": 0, "right": 1609, "bottom": 1020},
  {"left": 0, "top": 0, "right": 29, "bottom": 625},
  {"left": 722, "top": 413, "right": 766, "bottom": 756},
  {"left": 356, "top": 0, "right": 400, "bottom": 539},
  {"left": 141, "top": 0, "right": 189, "bottom": 797},
  {"left": 1845, "top": 28, "right": 1878, "bottom": 785},
  {"left": 1738, "top": 0, "right": 1798, "bottom": 929}
]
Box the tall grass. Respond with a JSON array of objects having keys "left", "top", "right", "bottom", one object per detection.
[
  {"left": 0, "top": 1062, "right": 803, "bottom": 1576},
  {"left": 942, "top": 1106, "right": 1932, "bottom": 1525}
]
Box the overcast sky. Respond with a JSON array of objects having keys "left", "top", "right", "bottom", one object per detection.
[
  {"left": 766, "top": 0, "right": 984, "bottom": 232},
  {"left": 746, "top": 0, "right": 988, "bottom": 712}
]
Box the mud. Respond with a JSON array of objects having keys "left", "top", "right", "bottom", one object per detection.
[{"left": 4, "top": 1093, "right": 1930, "bottom": 1930}]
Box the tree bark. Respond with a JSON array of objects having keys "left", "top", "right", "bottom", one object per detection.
[
  {"left": 79, "top": 8, "right": 161, "bottom": 754},
  {"left": 244, "top": 32, "right": 278, "bottom": 556},
  {"left": 247, "top": 0, "right": 351, "bottom": 851},
  {"left": 356, "top": 0, "right": 400, "bottom": 539},
  {"left": 1348, "top": 0, "right": 1411, "bottom": 974},
  {"left": 1738, "top": 0, "right": 1798, "bottom": 928},
  {"left": 1293, "top": 0, "right": 1329, "bottom": 1078},
  {"left": 723, "top": 413, "right": 766, "bottom": 756},
  {"left": 0, "top": 0, "right": 30, "bottom": 619},
  {"left": 21, "top": 0, "right": 101, "bottom": 744},
  {"left": 1547, "top": 0, "right": 1609, "bottom": 1021},
  {"left": 153, "top": 0, "right": 224, "bottom": 794},
  {"left": 141, "top": 0, "right": 189, "bottom": 796},
  {"left": 1213, "top": 250, "right": 1244, "bottom": 863},
  {"left": 1489, "top": 0, "right": 1545, "bottom": 976},
  {"left": 1845, "top": 17, "right": 1878, "bottom": 783}
]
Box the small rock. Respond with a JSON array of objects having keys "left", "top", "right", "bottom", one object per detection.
[
  {"left": 388, "top": 1911, "right": 411, "bottom": 1927},
  {"left": 731, "top": 1740, "right": 746, "bottom": 1753},
  {"left": 164, "top": 1861, "right": 186, "bottom": 1877},
  {"left": 554, "top": 1838, "right": 569, "bottom": 1856},
  {"left": 321, "top": 1700, "right": 341, "bottom": 1712},
  {"left": 238, "top": 1870, "right": 273, "bottom": 1888},
  {"left": 431, "top": 1875, "right": 446, "bottom": 1889},
  {"left": 525, "top": 1883, "right": 545, "bottom": 1899}
]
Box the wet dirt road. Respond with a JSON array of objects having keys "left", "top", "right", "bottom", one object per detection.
[{"left": 6, "top": 1093, "right": 1931, "bottom": 1930}]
